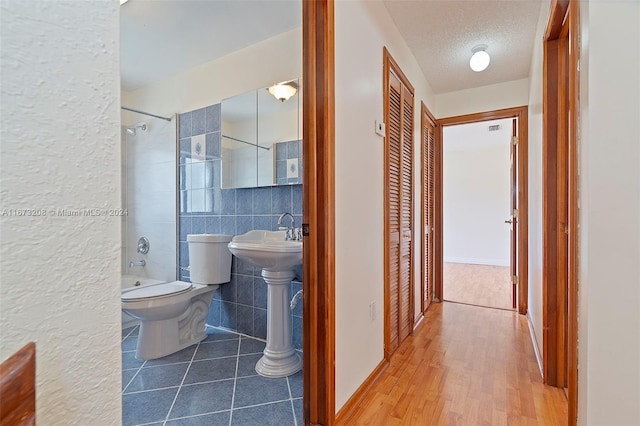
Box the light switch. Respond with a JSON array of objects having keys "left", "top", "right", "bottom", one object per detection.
[{"left": 375, "top": 120, "right": 385, "bottom": 137}]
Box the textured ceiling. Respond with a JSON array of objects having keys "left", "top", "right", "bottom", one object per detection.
[
  {"left": 120, "top": 1, "right": 301, "bottom": 91},
  {"left": 383, "top": 0, "right": 543, "bottom": 94}
]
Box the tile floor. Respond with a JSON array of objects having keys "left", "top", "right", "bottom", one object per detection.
[{"left": 122, "top": 325, "right": 302, "bottom": 426}]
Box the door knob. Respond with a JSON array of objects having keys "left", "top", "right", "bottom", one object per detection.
[{"left": 505, "top": 219, "right": 513, "bottom": 224}]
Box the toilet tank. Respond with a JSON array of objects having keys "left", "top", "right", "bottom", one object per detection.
[{"left": 187, "top": 234, "right": 233, "bottom": 285}]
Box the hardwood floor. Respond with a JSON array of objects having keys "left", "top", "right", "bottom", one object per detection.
[
  {"left": 444, "top": 262, "right": 513, "bottom": 310},
  {"left": 339, "top": 303, "right": 567, "bottom": 425}
]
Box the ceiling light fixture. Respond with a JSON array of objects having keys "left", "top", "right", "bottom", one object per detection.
[
  {"left": 120, "top": 0, "right": 130, "bottom": 4},
  {"left": 469, "top": 45, "right": 490, "bottom": 72},
  {"left": 267, "top": 81, "right": 298, "bottom": 102}
]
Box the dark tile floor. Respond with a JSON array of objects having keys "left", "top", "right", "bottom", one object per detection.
[{"left": 122, "top": 325, "right": 302, "bottom": 426}]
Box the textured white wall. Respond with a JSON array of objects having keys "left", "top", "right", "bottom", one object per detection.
[
  {"left": 434, "top": 78, "right": 530, "bottom": 119},
  {"left": 443, "top": 141, "right": 511, "bottom": 266},
  {"left": 526, "top": 0, "right": 550, "bottom": 367},
  {"left": 334, "top": 0, "right": 435, "bottom": 411},
  {"left": 0, "top": 1, "right": 121, "bottom": 424},
  {"left": 578, "top": 2, "right": 640, "bottom": 424}
]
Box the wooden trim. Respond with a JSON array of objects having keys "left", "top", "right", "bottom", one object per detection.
[
  {"left": 434, "top": 106, "right": 529, "bottom": 316},
  {"left": 420, "top": 101, "right": 437, "bottom": 314},
  {"left": 383, "top": 48, "right": 391, "bottom": 361},
  {"left": 420, "top": 104, "right": 426, "bottom": 314},
  {"left": 437, "top": 106, "right": 528, "bottom": 126},
  {"left": 433, "top": 124, "right": 443, "bottom": 303},
  {"left": 543, "top": 34, "right": 561, "bottom": 387},
  {"left": 518, "top": 111, "right": 529, "bottom": 315},
  {"left": 334, "top": 360, "right": 389, "bottom": 425},
  {"left": 302, "top": 1, "right": 335, "bottom": 425},
  {"left": 383, "top": 47, "right": 415, "bottom": 94},
  {"left": 543, "top": 1, "right": 579, "bottom": 423},
  {"left": 0, "top": 342, "right": 36, "bottom": 426},
  {"left": 413, "top": 312, "right": 425, "bottom": 330},
  {"left": 545, "top": 0, "right": 570, "bottom": 41}
]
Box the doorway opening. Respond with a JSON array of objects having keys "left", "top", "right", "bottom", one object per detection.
[
  {"left": 434, "top": 107, "right": 528, "bottom": 314},
  {"left": 442, "top": 118, "right": 515, "bottom": 311}
]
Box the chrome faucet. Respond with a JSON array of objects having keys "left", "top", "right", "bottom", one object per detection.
[
  {"left": 129, "top": 260, "right": 146, "bottom": 268},
  {"left": 277, "top": 212, "right": 301, "bottom": 241}
]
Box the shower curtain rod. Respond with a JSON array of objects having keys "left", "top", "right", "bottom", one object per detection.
[
  {"left": 121, "top": 106, "right": 173, "bottom": 122},
  {"left": 222, "top": 134, "right": 270, "bottom": 151}
]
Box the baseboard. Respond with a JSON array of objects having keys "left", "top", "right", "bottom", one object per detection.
[
  {"left": 527, "top": 311, "right": 544, "bottom": 379},
  {"left": 335, "top": 359, "right": 388, "bottom": 424},
  {"left": 413, "top": 312, "right": 425, "bottom": 331},
  {"left": 444, "top": 257, "right": 510, "bottom": 267}
]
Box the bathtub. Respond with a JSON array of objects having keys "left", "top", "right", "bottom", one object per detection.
[{"left": 121, "top": 275, "right": 165, "bottom": 329}]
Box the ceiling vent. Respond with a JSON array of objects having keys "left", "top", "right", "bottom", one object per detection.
[{"left": 488, "top": 124, "right": 501, "bottom": 131}]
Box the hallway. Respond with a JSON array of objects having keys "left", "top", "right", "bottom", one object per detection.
[
  {"left": 340, "top": 303, "right": 567, "bottom": 425},
  {"left": 443, "top": 262, "right": 513, "bottom": 310}
]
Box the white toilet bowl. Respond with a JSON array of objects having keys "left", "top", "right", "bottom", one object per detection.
[
  {"left": 122, "top": 281, "right": 217, "bottom": 359},
  {"left": 121, "top": 234, "right": 233, "bottom": 360}
]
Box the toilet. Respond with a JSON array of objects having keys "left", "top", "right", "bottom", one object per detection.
[{"left": 121, "top": 234, "right": 233, "bottom": 360}]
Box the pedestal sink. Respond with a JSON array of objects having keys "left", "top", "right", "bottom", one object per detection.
[{"left": 228, "top": 230, "right": 302, "bottom": 378}]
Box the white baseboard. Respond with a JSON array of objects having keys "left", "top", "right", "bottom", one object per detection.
[
  {"left": 527, "top": 312, "right": 544, "bottom": 379},
  {"left": 444, "top": 256, "right": 510, "bottom": 267}
]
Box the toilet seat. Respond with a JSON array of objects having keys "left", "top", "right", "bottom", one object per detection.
[{"left": 122, "top": 281, "right": 193, "bottom": 302}]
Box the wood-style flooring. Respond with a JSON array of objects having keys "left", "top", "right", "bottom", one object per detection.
[
  {"left": 339, "top": 302, "right": 567, "bottom": 425},
  {"left": 444, "top": 262, "right": 513, "bottom": 310}
]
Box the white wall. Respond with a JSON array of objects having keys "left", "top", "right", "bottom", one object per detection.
[
  {"left": 334, "top": 0, "right": 435, "bottom": 411},
  {"left": 443, "top": 124, "right": 511, "bottom": 266},
  {"left": 526, "top": 0, "right": 550, "bottom": 365},
  {"left": 124, "top": 119, "right": 177, "bottom": 282},
  {"left": 434, "top": 78, "right": 529, "bottom": 119},
  {"left": 0, "top": 1, "right": 121, "bottom": 424},
  {"left": 125, "top": 28, "right": 301, "bottom": 116},
  {"left": 578, "top": 2, "right": 640, "bottom": 424}
]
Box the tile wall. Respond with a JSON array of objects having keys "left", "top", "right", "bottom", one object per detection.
[
  {"left": 275, "top": 140, "right": 303, "bottom": 185},
  {"left": 178, "top": 104, "right": 303, "bottom": 349}
]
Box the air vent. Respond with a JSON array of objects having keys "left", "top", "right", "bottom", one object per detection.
[{"left": 488, "top": 124, "right": 501, "bottom": 131}]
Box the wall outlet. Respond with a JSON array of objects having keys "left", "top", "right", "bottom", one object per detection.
[
  {"left": 369, "top": 301, "right": 376, "bottom": 322},
  {"left": 375, "top": 120, "right": 385, "bottom": 137}
]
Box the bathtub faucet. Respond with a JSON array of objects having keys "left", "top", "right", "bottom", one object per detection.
[{"left": 129, "top": 260, "right": 146, "bottom": 268}]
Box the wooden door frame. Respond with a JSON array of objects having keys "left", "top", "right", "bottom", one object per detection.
[
  {"left": 383, "top": 47, "right": 416, "bottom": 360},
  {"left": 542, "top": 0, "right": 579, "bottom": 424},
  {"left": 435, "top": 107, "right": 529, "bottom": 315},
  {"left": 420, "top": 102, "right": 438, "bottom": 314},
  {"left": 302, "top": 1, "right": 335, "bottom": 425}
]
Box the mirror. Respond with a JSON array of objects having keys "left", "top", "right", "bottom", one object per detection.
[{"left": 221, "top": 79, "right": 301, "bottom": 189}]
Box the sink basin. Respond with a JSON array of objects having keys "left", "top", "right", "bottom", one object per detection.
[
  {"left": 228, "top": 230, "right": 302, "bottom": 271},
  {"left": 227, "top": 229, "right": 303, "bottom": 378}
]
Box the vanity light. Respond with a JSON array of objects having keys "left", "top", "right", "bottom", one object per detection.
[
  {"left": 469, "top": 45, "right": 490, "bottom": 72},
  {"left": 268, "top": 81, "right": 298, "bottom": 102}
]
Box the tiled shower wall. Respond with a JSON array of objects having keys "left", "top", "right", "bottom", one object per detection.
[{"left": 178, "top": 104, "right": 303, "bottom": 349}]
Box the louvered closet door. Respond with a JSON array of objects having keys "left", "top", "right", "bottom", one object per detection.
[
  {"left": 399, "top": 84, "right": 414, "bottom": 343},
  {"left": 386, "top": 69, "right": 414, "bottom": 356},
  {"left": 387, "top": 72, "right": 402, "bottom": 354},
  {"left": 422, "top": 111, "right": 435, "bottom": 311}
]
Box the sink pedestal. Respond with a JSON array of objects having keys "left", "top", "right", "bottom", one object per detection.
[{"left": 255, "top": 269, "right": 302, "bottom": 378}]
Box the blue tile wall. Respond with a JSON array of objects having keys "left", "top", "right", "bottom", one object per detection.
[
  {"left": 275, "top": 140, "right": 303, "bottom": 185},
  {"left": 178, "top": 103, "right": 303, "bottom": 349}
]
